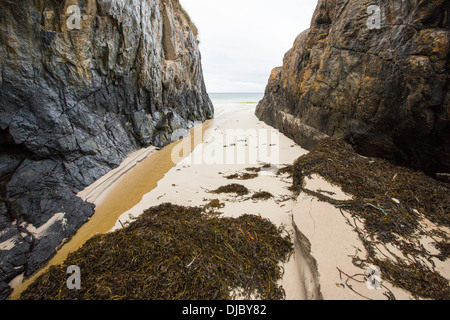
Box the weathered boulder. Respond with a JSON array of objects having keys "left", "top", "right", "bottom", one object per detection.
[
  {"left": 256, "top": 0, "right": 449, "bottom": 176},
  {"left": 0, "top": 0, "right": 213, "bottom": 297}
]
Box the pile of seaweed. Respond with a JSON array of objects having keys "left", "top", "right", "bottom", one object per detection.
[
  {"left": 211, "top": 184, "right": 249, "bottom": 196},
  {"left": 20, "top": 203, "right": 292, "bottom": 300},
  {"left": 225, "top": 173, "right": 258, "bottom": 180},
  {"left": 251, "top": 191, "right": 274, "bottom": 201},
  {"left": 210, "top": 184, "right": 274, "bottom": 202},
  {"left": 292, "top": 138, "right": 450, "bottom": 300}
]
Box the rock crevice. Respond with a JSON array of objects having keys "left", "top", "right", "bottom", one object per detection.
[{"left": 0, "top": 0, "right": 213, "bottom": 299}]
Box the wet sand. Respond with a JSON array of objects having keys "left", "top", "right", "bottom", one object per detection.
[{"left": 9, "top": 120, "right": 212, "bottom": 299}]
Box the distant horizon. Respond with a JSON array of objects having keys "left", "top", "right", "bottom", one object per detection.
[{"left": 208, "top": 92, "right": 264, "bottom": 104}]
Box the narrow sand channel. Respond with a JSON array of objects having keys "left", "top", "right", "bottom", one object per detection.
[
  {"left": 110, "top": 103, "right": 312, "bottom": 299},
  {"left": 11, "top": 102, "right": 313, "bottom": 299},
  {"left": 9, "top": 120, "right": 213, "bottom": 299},
  {"left": 11, "top": 103, "right": 426, "bottom": 300}
]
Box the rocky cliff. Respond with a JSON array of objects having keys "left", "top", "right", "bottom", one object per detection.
[
  {"left": 0, "top": 0, "right": 213, "bottom": 298},
  {"left": 256, "top": 0, "right": 449, "bottom": 176}
]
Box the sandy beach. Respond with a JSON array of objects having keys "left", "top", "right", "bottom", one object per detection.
[
  {"left": 108, "top": 102, "right": 449, "bottom": 300},
  {"left": 109, "top": 102, "right": 309, "bottom": 299},
  {"left": 12, "top": 102, "right": 449, "bottom": 300}
]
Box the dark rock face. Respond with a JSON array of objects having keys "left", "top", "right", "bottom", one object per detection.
[
  {"left": 0, "top": 0, "right": 213, "bottom": 298},
  {"left": 256, "top": 0, "right": 449, "bottom": 176}
]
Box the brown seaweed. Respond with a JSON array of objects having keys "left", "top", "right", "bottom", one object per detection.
[
  {"left": 225, "top": 173, "right": 258, "bottom": 180},
  {"left": 20, "top": 203, "right": 293, "bottom": 300},
  {"left": 276, "top": 165, "right": 293, "bottom": 177},
  {"left": 240, "top": 173, "right": 258, "bottom": 180},
  {"left": 211, "top": 184, "right": 250, "bottom": 196},
  {"left": 292, "top": 138, "right": 450, "bottom": 300},
  {"left": 245, "top": 167, "right": 261, "bottom": 173},
  {"left": 251, "top": 192, "right": 274, "bottom": 201},
  {"left": 205, "top": 199, "right": 225, "bottom": 209}
]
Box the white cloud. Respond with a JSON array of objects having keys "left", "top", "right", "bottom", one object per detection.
[{"left": 180, "top": 0, "right": 318, "bottom": 93}]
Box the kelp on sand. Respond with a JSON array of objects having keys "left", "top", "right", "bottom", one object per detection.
[
  {"left": 20, "top": 203, "right": 293, "bottom": 300},
  {"left": 210, "top": 184, "right": 249, "bottom": 196},
  {"left": 292, "top": 138, "right": 450, "bottom": 300}
]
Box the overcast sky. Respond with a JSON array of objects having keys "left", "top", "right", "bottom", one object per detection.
[{"left": 179, "top": 0, "right": 318, "bottom": 93}]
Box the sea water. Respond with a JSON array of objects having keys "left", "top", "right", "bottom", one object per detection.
[{"left": 209, "top": 92, "right": 264, "bottom": 105}]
